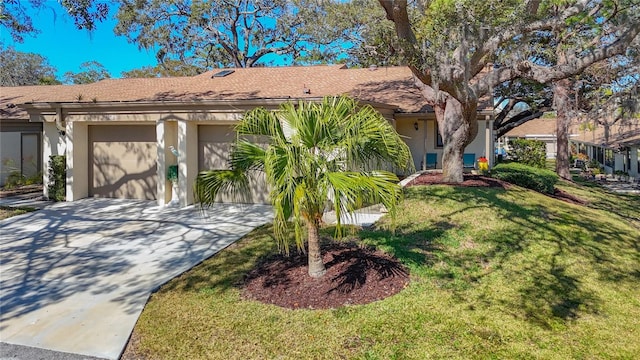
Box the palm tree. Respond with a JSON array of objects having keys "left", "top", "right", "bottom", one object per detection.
[{"left": 195, "top": 96, "right": 413, "bottom": 277}]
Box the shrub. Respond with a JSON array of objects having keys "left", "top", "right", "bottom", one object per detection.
[
  {"left": 25, "top": 171, "right": 43, "bottom": 185},
  {"left": 3, "top": 169, "right": 43, "bottom": 188},
  {"left": 493, "top": 162, "right": 558, "bottom": 194},
  {"left": 509, "top": 138, "right": 546, "bottom": 168},
  {"left": 4, "top": 171, "right": 25, "bottom": 189},
  {"left": 588, "top": 159, "right": 604, "bottom": 175},
  {"left": 47, "top": 155, "right": 66, "bottom": 201}
]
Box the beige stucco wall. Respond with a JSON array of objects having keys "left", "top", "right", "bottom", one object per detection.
[
  {"left": 463, "top": 119, "right": 490, "bottom": 160},
  {"left": 66, "top": 121, "right": 89, "bottom": 201},
  {"left": 156, "top": 120, "right": 179, "bottom": 206},
  {"left": 178, "top": 120, "right": 198, "bottom": 206},
  {"left": 395, "top": 118, "right": 426, "bottom": 170},
  {"left": 198, "top": 124, "right": 270, "bottom": 204}
]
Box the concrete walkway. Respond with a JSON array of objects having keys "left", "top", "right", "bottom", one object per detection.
[
  {"left": 0, "top": 198, "right": 273, "bottom": 360},
  {"left": 322, "top": 204, "right": 388, "bottom": 227},
  {"left": 0, "top": 192, "right": 52, "bottom": 210}
]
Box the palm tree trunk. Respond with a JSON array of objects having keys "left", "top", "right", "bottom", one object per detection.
[{"left": 307, "top": 220, "right": 326, "bottom": 278}]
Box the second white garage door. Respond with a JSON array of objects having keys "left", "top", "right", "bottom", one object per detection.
[
  {"left": 198, "top": 125, "right": 269, "bottom": 204},
  {"left": 89, "top": 125, "right": 157, "bottom": 200}
]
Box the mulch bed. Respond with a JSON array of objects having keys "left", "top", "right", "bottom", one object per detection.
[
  {"left": 406, "top": 173, "right": 510, "bottom": 189},
  {"left": 242, "top": 173, "right": 589, "bottom": 310},
  {"left": 242, "top": 241, "right": 409, "bottom": 309}
]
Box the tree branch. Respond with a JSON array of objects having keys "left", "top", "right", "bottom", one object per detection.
[
  {"left": 378, "top": 0, "right": 432, "bottom": 85},
  {"left": 496, "top": 110, "right": 545, "bottom": 138}
]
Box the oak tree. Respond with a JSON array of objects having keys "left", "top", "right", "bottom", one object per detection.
[
  {"left": 63, "top": 60, "right": 110, "bottom": 84},
  {"left": 114, "top": 0, "right": 347, "bottom": 68},
  {"left": 0, "top": 46, "right": 60, "bottom": 86},
  {"left": 380, "top": 0, "right": 640, "bottom": 182}
]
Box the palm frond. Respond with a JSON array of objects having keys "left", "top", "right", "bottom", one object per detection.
[
  {"left": 237, "top": 107, "right": 284, "bottom": 139},
  {"left": 230, "top": 140, "right": 266, "bottom": 172},
  {"left": 194, "top": 169, "right": 250, "bottom": 207},
  {"left": 325, "top": 171, "right": 402, "bottom": 234},
  {"left": 197, "top": 95, "right": 410, "bottom": 256},
  {"left": 339, "top": 104, "right": 414, "bottom": 173}
]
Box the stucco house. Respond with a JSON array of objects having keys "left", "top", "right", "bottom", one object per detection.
[
  {"left": 501, "top": 117, "right": 558, "bottom": 159},
  {"left": 501, "top": 117, "right": 639, "bottom": 178},
  {"left": 1, "top": 65, "right": 495, "bottom": 206},
  {"left": 570, "top": 119, "right": 640, "bottom": 178}
]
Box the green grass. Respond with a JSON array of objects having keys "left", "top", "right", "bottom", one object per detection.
[
  {"left": 127, "top": 182, "right": 640, "bottom": 360},
  {"left": 0, "top": 205, "right": 36, "bottom": 220}
]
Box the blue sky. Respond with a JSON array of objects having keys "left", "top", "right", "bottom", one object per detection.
[{"left": 0, "top": 2, "right": 158, "bottom": 79}]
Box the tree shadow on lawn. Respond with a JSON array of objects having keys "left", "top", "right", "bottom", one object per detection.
[
  {"left": 566, "top": 176, "right": 640, "bottom": 228},
  {"left": 361, "top": 185, "right": 639, "bottom": 329},
  {"left": 157, "top": 224, "right": 279, "bottom": 295}
]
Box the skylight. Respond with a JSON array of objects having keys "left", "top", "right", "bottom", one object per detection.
[{"left": 212, "top": 70, "right": 235, "bottom": 78}]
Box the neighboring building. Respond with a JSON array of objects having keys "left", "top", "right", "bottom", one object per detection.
[
  {"left": 1, "top": 65, "right": 495, "bottom": 205},
  {"left": 501, "top": 117, "right": 558, "bottom": 159},
  {"left": 0, "top": 91, "right": 43, "bottom": 187},
  {"left": 570, "top": 120, "right": 640, "bottom": 178},
  {"left": 501, "top": 116, "right": 639, "bottom": 178}
]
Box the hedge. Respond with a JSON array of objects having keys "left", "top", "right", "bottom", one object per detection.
[
  {"left": 509, "top": 138, "right": 547, "bottom": 168},
  {"left": 47, "top": 155, "right": 66, "bottom": 201},
  {"left": 492, "top": 162, "right": 558, "bottom": 194}
]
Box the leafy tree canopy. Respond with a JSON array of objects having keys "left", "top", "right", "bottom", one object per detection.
[
  {"left": 296, "top": 0, "right": 403, "bottom": 67},
  {"left": 121, "top": 59, "right": 207, "bottom": 78},
  {"left": 114, "top": 0, "right": 347, "bottom": 68},
  {"left": 63, "top": 60, "right": 111, "bottom": 84},
  {"left": 113, "top": 0, "right": 408, "bottom": 69},
  {"left": 380, "top": 0, "right": 640, "bottom": 182},
  {"left": 0, "top": 45, "right": 60, "bottom": 86},
  {"left": 1, "top": 0, "right": 109, "bottom": 42}
]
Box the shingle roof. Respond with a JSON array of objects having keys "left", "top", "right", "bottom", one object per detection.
[
  {"left": 1, "top": 65, "right": 435, "bottom": 120},
  {"left": 504, "top": 118, "right": 557, "bottom": 137},
  {"left": 571, "top": 121, "right": 640, "bottom": 148},
  {"left": 505, "top": 117, "right": 640, "bottom": 148}
]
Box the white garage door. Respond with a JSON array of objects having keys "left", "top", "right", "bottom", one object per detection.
[
  {"left": 198, "top": 125, "right": 269, "bottom": 204},
  {"left": 89, "top": 125, "right": 157, "bottom": 200}
]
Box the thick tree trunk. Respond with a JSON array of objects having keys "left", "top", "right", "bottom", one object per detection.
[
  {"left": 306, "top": 219, "right": 326, "bottom": 278},
  {"left": 436, "top": 99, "right": 478, "bottom": 183},
  {"left": 554, "top": 79, "right": 572, "bottom": 180}
]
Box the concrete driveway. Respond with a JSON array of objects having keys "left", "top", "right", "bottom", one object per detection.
[{"left": 0, "top": 198, "right": 273, "bottom": 359}]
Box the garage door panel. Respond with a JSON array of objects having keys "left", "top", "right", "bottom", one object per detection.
[
  {"left": 200, "top": 143, "right": 233, "bottom": 170},
  {"left": 89, "top": 126, "right": 157, "bottom": 200},
  {"left": 198, "top": 125, "right": 269, "bottom": 204}
]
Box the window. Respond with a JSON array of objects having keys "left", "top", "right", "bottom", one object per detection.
[
  {"left": 605, "top": 149, "right": 614, "bottom": 168},
  {"left": 436, "top": 128, "right": 444, "bottom": 148}
]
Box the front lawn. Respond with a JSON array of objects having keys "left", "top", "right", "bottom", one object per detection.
[{"left": 124, "top": 182, "right": 640, "bottom": 359}]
